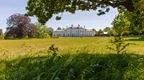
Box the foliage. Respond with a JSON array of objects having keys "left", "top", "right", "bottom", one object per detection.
[
  {"left": 103, "top": 27, "right": 114, "bottom": 36},
  {"left": 26, "top": 0, "right": 135, "bottom": 24},
  {"left": 112, "top": 11, "right": 130, "bottom": 36},
  {"left": 103, "top": 27, "right": 111, "bottom": 32},
  {"left": 117, "top": 0, "right": 144, "bottom": 36},
  {"left": 35, "top": 23, "right": 50, "bottom": 38},
  {"left": 48, "top": 44, "right": 59, "bottom": 56},
  {"left": 0, "top": 29, "right": 2, "bottom": 35},
  {"left": 5, "top": 13, "right": 36, "bottom": 39},
  {"left": 96, "top": 29, "right": 104, "bottom": 36},
  {"left": 109, "top": 11, "right": 131, "bottom": 54},
  {"left": 130, "top": 11, "right": 144, "bottom": 36},
  {"left": 0, "top": 29, "right": 3, "bottom": 39},
  {"left": 108, "top": 36, "right": 131, "bottom": 54},
  {"left": 48, "top": 27, "right": 54, "bottom": 37},
  {"left": 2, "top": 52, "right": 144, "bottom": 80}
]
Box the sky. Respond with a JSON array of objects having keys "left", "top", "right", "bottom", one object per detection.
[{"left": 0, "top": 0, "right": 118, "bottom": 31}]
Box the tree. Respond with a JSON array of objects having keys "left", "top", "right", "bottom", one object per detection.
[
  {"left": 97, "top": 29, "right": 104, "bottom": 36},
  {"left": 26, "top": 0, "right": 135, "bottom": 24},
  {"left": 26, "top": 23, "right": 37, "bottom": 38},
  {"left": 127, "top": 10, "right": 144, "bottom": 36},
  {"left": 112, "top": 11, "right": 130, "bottom": 36},
  {"left": 114, "top": 0, "right": 144, "bottom": 36},
  {"left": 103, "top": 27, "right": 113, "bottom": 36},
  {"left": 35, "top": 23, "right": 50, "bottom": 38},
  {"left": 48, "top": 27, "right": 54, "bottom": 37},
  {"left": 103, "top": 27, "right": 111, "bottom": 32},
  {"left": 0, "top": 29, "right": 2, "bottom": 35},
  {"left": 0, "top": 29, "right": 3, "bottom": 39},
  {"left": 5, "top": 13, "right": 36, "bottom": 39},
  {"left": 108, "top": 11, "right": 131, "bottom": 54}
]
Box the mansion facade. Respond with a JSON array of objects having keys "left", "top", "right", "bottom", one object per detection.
[{"left": 53, "top": 25, "right": 96, "bottom": 37}]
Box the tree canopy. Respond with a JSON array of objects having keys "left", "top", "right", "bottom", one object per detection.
[
  {"left": 26, "top": 0, "right": 136, "bottom": 24},
  {"left": 112, "top": 11, "right": 130, "bottom": 36},
  {"left": 5, "top": 13, "right": 36, "bottom": 39},
  {"left": 35, "top": 23, "right": 50, "bottom": 38},
  {"left": 120, "top": 0, "right": 144, "bottom": 35}
]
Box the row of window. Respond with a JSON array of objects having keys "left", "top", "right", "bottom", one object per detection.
[{"left": 54, "top": 33, "right": 95, "bottom": 37}]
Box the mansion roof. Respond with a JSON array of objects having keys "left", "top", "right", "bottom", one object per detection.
[{"left": 56, "top": 25, "right": 91, "bottom": 31}]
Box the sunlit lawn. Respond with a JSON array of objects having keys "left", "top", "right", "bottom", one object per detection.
[{"left": 0, "top": 37, "right": 144, "bottom": 59}]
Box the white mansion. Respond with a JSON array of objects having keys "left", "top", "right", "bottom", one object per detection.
[{"left": 53, "top": 25, "right": 96, "bottom": 37}]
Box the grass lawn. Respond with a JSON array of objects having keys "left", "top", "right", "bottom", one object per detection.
[
  {"left": 0, "top": 37, "right": 144, "bottom": 59},
  {"left": 1, "top": 37, "right": 144, "bottom": 80}
]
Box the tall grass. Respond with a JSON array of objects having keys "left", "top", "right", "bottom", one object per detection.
[{"left": 0, "top": 51, "right": 144, "bottom": 80}]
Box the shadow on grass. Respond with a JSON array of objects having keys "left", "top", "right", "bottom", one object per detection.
[
  {"left": 126, "top": 37, "right": 144, "bottom": 41},
  {"left": 1, "top": 53, "right": 144, "bottom": 80}
]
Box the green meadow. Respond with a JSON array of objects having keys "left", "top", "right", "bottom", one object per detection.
[
  {"left": 0, "top": 37, "right": 144, "bottom": 58},
  {"left": 1, "top": 37, "right": 144, "bottom": 80}
]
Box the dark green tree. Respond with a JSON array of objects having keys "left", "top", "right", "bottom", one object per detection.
[
  {"left": 117, "top": 0, "right": 144, "bottom": 36},
  {"left": 103, "top": 27, "right": 111, "bottom": 32},
  {"left": 0, "top": 29, "right": 3, "bottom": 39},
  {"left": 0, "top": 29, "right": 2, "bottom": 36},
  {"left": 48, "top": 27, "right": 54, "bottom": 37},
  {"left": 26, "top": 0, "right": 135, "bottom": 24},
  {"left": 97, "top": 29, "right": 104, "bottom": 36},
  {"left": 128, "top": 10, "right": 144, "bottom": 36}
]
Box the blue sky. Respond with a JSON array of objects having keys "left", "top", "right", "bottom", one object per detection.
[{"left": 0, "top": 0, "right": 118, "bottom": 31}]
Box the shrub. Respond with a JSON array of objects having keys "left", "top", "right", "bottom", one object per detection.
[{"left": 35, "top": 23, "right": 50, "bottom": 38}]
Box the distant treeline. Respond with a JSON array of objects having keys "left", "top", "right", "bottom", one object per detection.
[{"left": 93, "top": 27, "right": 144, "bottom": 37}]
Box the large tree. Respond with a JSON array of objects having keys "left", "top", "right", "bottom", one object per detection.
[
  {"left": 5, "top": 13, "right": 36, "bottom": 39},
  {"left": 26, "top": 0, "right": 135, "bottom": 24},
  {"left": 120, "top": 0, "right": 144, "bottom": 35}
]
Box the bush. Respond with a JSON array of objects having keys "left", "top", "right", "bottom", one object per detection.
[{"left": 35, "top": 23, "right": 50, "bottom": 38}]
